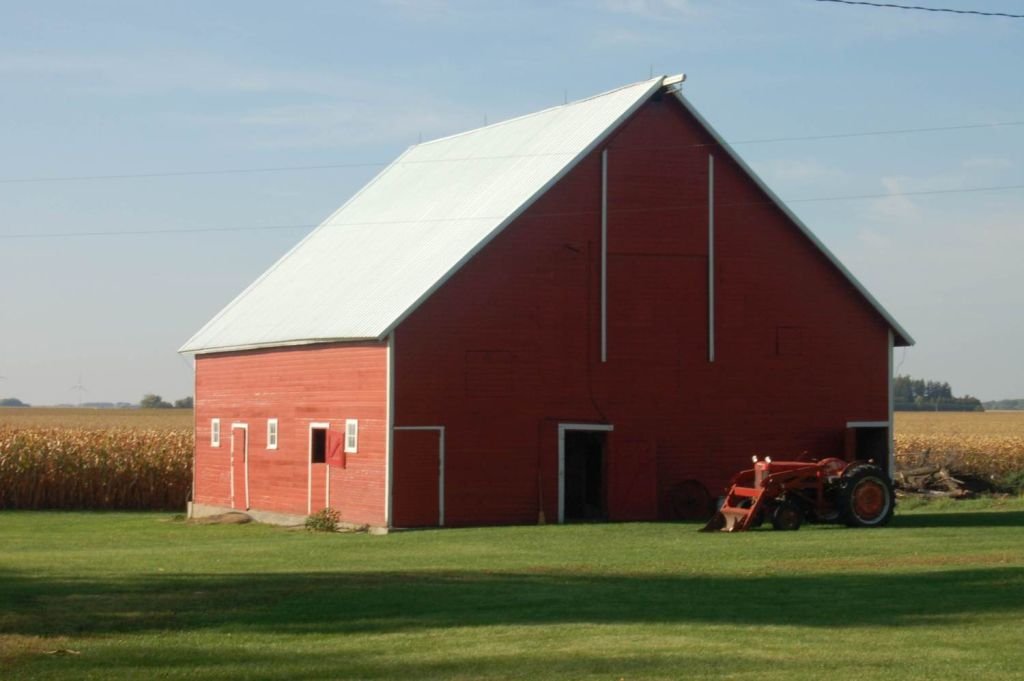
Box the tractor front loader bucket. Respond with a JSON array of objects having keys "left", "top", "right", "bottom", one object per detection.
[{"left": 701, "top": 486, "right": 764, "bottom": 532}]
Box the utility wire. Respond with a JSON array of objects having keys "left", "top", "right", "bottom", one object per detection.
[
  {"left": 729, "top": 120, "right": 1024, "bottom": 145},
  {"left": 0, "top": 162, "right": 386, "bottom": 185},
  {"left": 1, "top": 119, "right": 1022, "bottom": 185},
  {"left": 3, "top": 182, "right": 1022, "bottom": 240},
  {"left": 813, "top": 0, "right": 1024, "bottom": 19}
]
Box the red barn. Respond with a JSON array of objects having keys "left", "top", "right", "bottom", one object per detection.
[{"left": 180, "top": 75, "right": 912, "bottom": 529}]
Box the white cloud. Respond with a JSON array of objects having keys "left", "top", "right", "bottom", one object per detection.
[
  {"left": 589, "top": 27, "right": 667, "bottom": 48},
  {"left": 232, "top": 100, "right": 472, "bottom": 150},
  {"left": 378, "top": 0, "right": 459, "bottom": 21},
  {"left": 596, "top": 0, "right": 696, "bottom": 17},
  {"left": 763, "top": 158, "right": 849, "bottom": 184},
  {"left": 0, "top": 50, "right": 478, "bottom": 149},
  {"left": 0, "top": 51, "right": 363, "bottom": 98},
  {"left": 962, "top": 157, "right": 1015, "bottom": 172},
  {"left": 865, "top": 176, "right": 924, "bottom": 227}
]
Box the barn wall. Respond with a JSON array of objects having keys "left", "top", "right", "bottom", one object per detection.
[
  {"left": 194, "top": 342, "right": 387, "bottom": 525},
  {"left": 393, "top": 94, "right": 890, "bottom": 527}
]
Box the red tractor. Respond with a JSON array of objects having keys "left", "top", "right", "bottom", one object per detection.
[{"left": 702, "top": 457, "right": 895, "bottom": 532}]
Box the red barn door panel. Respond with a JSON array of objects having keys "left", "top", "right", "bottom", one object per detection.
[{"left": 392, "top": 429, "right": 441, "bottom": 528}]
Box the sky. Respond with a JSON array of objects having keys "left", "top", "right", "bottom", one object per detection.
[{"left": 1, "top": 0, "right": 1022, "bottom": 405}]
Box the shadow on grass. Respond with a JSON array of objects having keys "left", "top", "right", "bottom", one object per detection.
[
  {"left": 3, "top": 563, "right": 1023, "bottom": 641},
  {"left": 893, "top": 510, "right": 1024, "bottom": 528}
]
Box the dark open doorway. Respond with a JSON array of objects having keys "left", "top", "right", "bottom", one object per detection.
[
  {"left": 846, "top": 424, "right": 890, "bottom": 474},
  {"left": 564, "top": 430, "right": 607, "bottom": 521}
]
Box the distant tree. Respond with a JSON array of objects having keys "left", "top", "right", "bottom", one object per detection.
[
  {"left": 0, "top": 397, "right": 29, "bottom": 407},
  {"left": 174, "top": 397, "right": 194, "bottom": 409},
  {"left": 139, "top": 394, "right": 172, "bottom": 409},
  {"left": 894, "top": 375, "right": 983, "bottom": 412}
]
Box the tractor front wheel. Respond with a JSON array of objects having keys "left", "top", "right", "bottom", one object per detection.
[
  {"left": 771, "top": 501, "right": 802, "bottom": 531},
  {"left": 838, "top": 465, "right": 895, "bottom": 528}
]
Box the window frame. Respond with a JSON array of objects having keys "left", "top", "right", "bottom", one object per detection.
[
  {"left": 211, "top": 418, "right": 221, "bottom": 447},
  {"left": 344, "top": 419, "right": 359, "bottom": 454},
  {"left": 267, "top": 418, "right": 278, "bottom": 450}
]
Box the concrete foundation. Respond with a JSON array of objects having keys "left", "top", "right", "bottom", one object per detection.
[{"left": 187, "top": 502, "right": 387, "bottom": 533}]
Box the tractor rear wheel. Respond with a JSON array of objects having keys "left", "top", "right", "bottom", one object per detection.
[
  {"left": 771, "top": 501, "right": 802, "bottom": 531},
  {"left": 838, "top": 465, "right": 894, "bottom": 528}
]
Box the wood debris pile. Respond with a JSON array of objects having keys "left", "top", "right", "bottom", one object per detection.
[{"left": 894, "top": 450, "right": 997, "bottom": 498}]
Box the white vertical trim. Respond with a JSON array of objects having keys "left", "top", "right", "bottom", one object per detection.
[
  {"left": 307, "top": 422, "right": 330, "bottom": 515},
  {"left": 557, "top": 423, "right": 614, "bottom": 524},
  {"left": 708, "top": 154, "right": 715, "bottom": 363},
  {"left": 439, "top": 427, "right": 446, "bottom": 527},
  {"left": 231, "top": 423, "right": 249, "bottom": 510},
  {"left": 392, "top": 425, "right": 446, "bottom": 527},
  {"left": 191, "top": 364, "right": 197, "bottom": 513},
  {"left": 228, "top": 424, "right": 234, "bottom": 506},
  {"left": 600, "top": 149, "right": 608, "bottom": 364},
  {"left": 888, "top": 329, "right": 895, "bottom": 479},
  {"left": 385, "top": 333, "right": 395, "bottom": 527}
]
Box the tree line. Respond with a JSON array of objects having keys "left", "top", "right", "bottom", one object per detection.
[
  {"left": 139, "top": 395, "right": 193, "bottom": 409},
  {"left": 894, "top": 375, "right": 983, "bottom": 412}
]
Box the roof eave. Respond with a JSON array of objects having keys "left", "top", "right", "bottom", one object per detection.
[{"left": 179, "top": 336, "right": 382, "bottom": 356}]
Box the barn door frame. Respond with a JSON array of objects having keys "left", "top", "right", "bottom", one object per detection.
[
  {"left": 392, "top": 425, "right": 446, "bottom": 527},
  {"left": 557, "top": 423, "right": 614, "bottom": 524},
  {"left": 230, "top": 423, "right": 249, "bottom": 510},
  {"left": 307, "top": 422, "right": 330, "bottom": 515}
]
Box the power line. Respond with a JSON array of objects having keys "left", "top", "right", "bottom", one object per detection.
[
  {"left": 813, "top": 0, "right": 1024, "bottom": 19},
  {"left": 3, "top": 182, "right": 1022, "bottom": 240},
  {"left": 728, "top": 120, "right": 1024, "bottom": 145},
  {"left": 1, "top": 119, "right": 1022, "bottom": 185},
  {"left": 0, "top": 223, "right": 319, "bottom": 239},
  {"left": 0, "top": 162, "right": 386, "bottom": 185}
]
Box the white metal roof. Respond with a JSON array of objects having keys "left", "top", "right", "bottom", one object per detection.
[
  {"left": 180, "top": 77, "right": 665, "bottom": 353},
  {"left": 181, "top": 75, "right": 912, "bottom": 354}
]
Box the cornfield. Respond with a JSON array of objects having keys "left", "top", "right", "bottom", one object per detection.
[
  {"left": 0, "top": 425, "right": 193, "bottom": 510},
  {"left": 0, "top": 409, "right": 1021, "bottom": 510},
  {"left": 894, "top": 412, "right": 1024, "bottom": 478}
]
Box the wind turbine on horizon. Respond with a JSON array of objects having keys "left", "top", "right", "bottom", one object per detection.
[{"left": 70, "top": 374, "right": 88, "bottom": 407}]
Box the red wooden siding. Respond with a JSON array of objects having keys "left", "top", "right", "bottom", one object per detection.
[
  {"left": 391, "top": 429, "right": 442, "bottom": 527},
  {"left": 194, "top": 342, "right": 387, "bottom": 525},
  {"left": 393, "top": 95, "right": 890, "bottom": 527}
]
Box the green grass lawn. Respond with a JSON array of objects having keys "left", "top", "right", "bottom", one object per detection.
[{"left": 2, "top": 500, "right": 1024, "bottom": 680}]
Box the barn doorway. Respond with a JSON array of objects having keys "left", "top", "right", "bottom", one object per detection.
[{"left": 558, "top": 424, "right": 613, "bottom": 523}]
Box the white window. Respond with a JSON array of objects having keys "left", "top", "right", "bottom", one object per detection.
[
  {"left": 267, "top": 419, "right": 278, "bottom": 450},
  {"left": 211, "top": 419, "right": 221, "bottom": 447},
  {"left": 345, "top": 419, "right": 359, "bottom": 453}
]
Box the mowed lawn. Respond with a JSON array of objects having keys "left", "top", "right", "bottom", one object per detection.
[{"left": 2, "top": 503, "right": 1024, "bottom": 681}]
